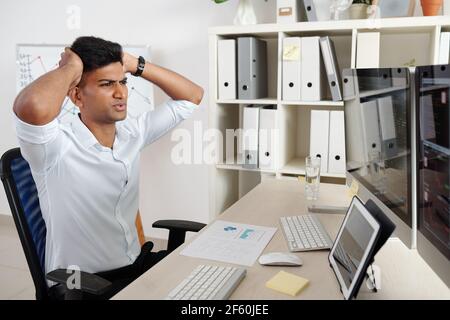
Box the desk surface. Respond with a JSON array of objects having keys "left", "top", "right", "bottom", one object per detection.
[{"left": 114, "top": 179, "right": 450, "bottom": 300}]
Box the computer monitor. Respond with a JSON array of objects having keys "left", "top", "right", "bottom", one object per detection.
[
  {"left": 328, "top": 196, "right": 395, "bottom": 300},
  {"left": 415, "top": 64, "right": 450, "bottom": 287},
  {"left": 342, "top": 67, "right": 414, "bottom": 248}
]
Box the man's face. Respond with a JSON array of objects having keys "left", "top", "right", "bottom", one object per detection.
[{"left": 74, "top": 62, "right": 128, "bottom": 124}]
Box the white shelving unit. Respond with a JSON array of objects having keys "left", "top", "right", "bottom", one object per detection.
[{"left": 208, "top": 16, "right": 450, "bottom": 219}]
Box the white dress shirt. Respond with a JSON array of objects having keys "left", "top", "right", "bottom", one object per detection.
[{"left": 14, "top": 99, "right": 197, "bottom": 275}]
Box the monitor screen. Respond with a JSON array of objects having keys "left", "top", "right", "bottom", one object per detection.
[
  {"left": 342, "top": 68, "right": 412, "bottom": 228},
  {"left": 329, "top": 196, "right": 380, "bottom": 300},
  {"left": 415, "top": 65, "right": 450, "bottom": 273}
]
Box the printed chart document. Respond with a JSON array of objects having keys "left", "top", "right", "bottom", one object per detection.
[{"left": 180, "top": 220, "right": 277, "bottom": 266}]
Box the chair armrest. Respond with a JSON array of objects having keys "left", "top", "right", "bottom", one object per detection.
[
  {"left": 152, "top": 219, "right": 206, "bottom": 252},
  {"left": 46, "top": 269, "right": 112, "bottom": 296},
  {"left": 153, "top": 219, "right": 206, "bottom": 233}
]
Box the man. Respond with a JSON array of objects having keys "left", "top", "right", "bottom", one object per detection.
[{"left": 13, "top": 36, "right": 203, "bottom": 298}]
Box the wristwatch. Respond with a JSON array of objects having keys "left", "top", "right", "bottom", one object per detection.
[{"left": 133, "top": 56, "right": 145, "bottom": 77}]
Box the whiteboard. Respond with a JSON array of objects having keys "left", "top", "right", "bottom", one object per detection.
[{"left": 16, "top": 44, "right": 154, "bottom": 124}]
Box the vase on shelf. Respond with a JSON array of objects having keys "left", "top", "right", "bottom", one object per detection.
[
  {"left": 234, "top": 0, "right": 257, "bottom": 25},
  {"left": 421, "top": 0, "right": 443, "bottom": 16},
  {"left": 330, "top": 0, "right": 353, "bottom": 20},
  {"left": 349, "top": 3, "right": 369, "bottom": 19}
]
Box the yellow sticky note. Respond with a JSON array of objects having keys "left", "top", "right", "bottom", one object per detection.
[
  {"left": 348, "top": 179, "right": 359, "bottom": 197},
  {"left": 265, "top": 271, "right": 309, "bottom": 296},
  {"left": 283, "top": 44, "right": 300, "bottom": 61}
]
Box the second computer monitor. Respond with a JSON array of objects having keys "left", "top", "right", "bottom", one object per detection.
[
  {"left": 415, "top": 64, "right": 450, "bottom": 287},
  {"left": 342, "top": 67, "right": 413, "bottom": 247}
]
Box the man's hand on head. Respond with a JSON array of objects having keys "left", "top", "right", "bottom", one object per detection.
[
  {"left": 122, "top": 52, "right": 138, "bottom": 74},
  {"left": 58, "top": 47, "right": 83, "bottom": 90}
]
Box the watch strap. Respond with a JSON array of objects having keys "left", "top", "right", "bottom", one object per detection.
[{"left": 133, "top": 56, "right": 145, "bottom": 77}]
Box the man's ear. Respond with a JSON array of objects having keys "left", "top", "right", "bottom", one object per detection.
[{"left": 68, "top": 87, "right": 83, "bottom": 109}]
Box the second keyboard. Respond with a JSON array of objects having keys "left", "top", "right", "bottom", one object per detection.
[{"left": 280, "top": 214, "right": 334, "bottom": 252}]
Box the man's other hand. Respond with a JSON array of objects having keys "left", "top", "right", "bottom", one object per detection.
[
  {"left": 122, "top": 52, "right": 138, "bottom": 74},
  {"left": 58, "top": 47, "right": 83, "bottom": 89}
]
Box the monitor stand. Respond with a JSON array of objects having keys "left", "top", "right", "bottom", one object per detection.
[{"left": 366, "top": 264, "right": 382, "bottom": 291}]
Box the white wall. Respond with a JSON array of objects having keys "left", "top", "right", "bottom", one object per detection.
[{"left": 0, "top": 0, "right": 276, "bottom": 238}]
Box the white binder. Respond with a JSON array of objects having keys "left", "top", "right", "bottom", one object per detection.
[
  {"left": 282, "top": 37, "right": 302, "bottom": 101},
  {"left": 360, "top": 100, "right": 381, "bottom": 161},
  {"left": 342, "top": 69, "right": 357, "bottom": 101},
  {"left": 237, "top": 37, "right": 268, "bottom": 99},
  {"left": 320, "top": 36, "right": 342, "bottom": 101},
  {"left": 310, "top": 110, "right": 330, "bottom": 173},
  {"left": 218, "top": 39, "right": 236, "bottom": 100},
  {"left": 356, "top": 32, "right": 380, "bottom": 68},
  {"left": 302, "top": 0, "right": 318, "bottom": 21},
  {"left": 377, "top": 96, "right": 398, "bottom": 158},
  {"left": 301, "top": 37, "right": 323, "bottom": 101},
  {"left": 242, "top": 106, "right": 260, "bottom": 169},
  {"left": 328, "top": 111, "right": 346, "bottom": 174},
  {"left": 438, "top": 32, "right": 450, "bottom": 64},
  {"left": 259, "top": 107, "right": 278, "bottom": 170},
  {"left": 277, "top": 0, "right": 300, "bottom": 23}
]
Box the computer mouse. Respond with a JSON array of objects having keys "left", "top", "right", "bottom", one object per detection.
[{"left": 258, "top": 252, "right": 303, "bottom": 266}]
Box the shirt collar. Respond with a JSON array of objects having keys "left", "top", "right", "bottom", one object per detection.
[
  {"left": 71, "top": 114, "right": 99, "bottom": 149},
  {"left": 71, "top": 114, "right": 129, "bottom": 150}
]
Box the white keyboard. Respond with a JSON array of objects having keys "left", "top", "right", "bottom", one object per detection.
[
  {"left": 280, "top": 214, "right": 333, "bottom": 252},
  {"left": 165, "top": 265, "right": 246, "bottom": 300}
]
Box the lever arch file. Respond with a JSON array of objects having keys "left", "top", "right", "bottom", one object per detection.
[
  {"left": 328, "top": 110, "right": 346, "bottom": 174},
  {"left": 301, "top": 37, "right": 323, "bottom": 101},
  {"left": 282, "top": 37, "right": 302, "bottom": 101},
  {"left": 218, "top": 39, "right": 237, "bottom": 100},
  {"left": 310, "top": 110, "right": 330, "bottom": 173},
  {"left": 238, "top": 37, "right": 268, "bottom": 100},
  {"left": 259, "top": 106, "right": 278, "bottom": 170},
  {"left": 242, "top": 105, "right": 260, "bottom": 169},
  {"left": 277, "top": 0, "right": 301, "bottom": 23},
  {"left": 302, "top": 0, "right": 318, "bottom": 21},
  {"left": 356, "top": 32, "right": 380, "bottom": 68},
  {"left": 320, "top": 36, "right": 342, "bottom": 101}
]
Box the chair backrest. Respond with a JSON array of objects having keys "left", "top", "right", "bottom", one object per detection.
[{"left": 0, "top": 148, "right": 49, "bottom": 300}]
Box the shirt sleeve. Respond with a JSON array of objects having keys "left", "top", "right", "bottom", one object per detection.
[
  {"left": 133, "top": 99, "right": 197, "bottom": 149},
  {"left": 13, "top": 112, "right": 65, "bottom": 174}
]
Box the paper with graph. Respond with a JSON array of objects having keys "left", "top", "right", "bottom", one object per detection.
[
  {"left": 16, "top": 44, "right": 154, "bottom": 124},
  {"left": 180, "top": 220, "right": 277, "bottom": 266}
]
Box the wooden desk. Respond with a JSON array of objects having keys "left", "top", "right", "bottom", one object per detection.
[{"left": 113, "top": 179, "right": 450, "bottom": 300}]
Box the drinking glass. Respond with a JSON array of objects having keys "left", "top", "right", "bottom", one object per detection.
[{"left": 305, "top": 156, "right": 321, "bottom": 200}]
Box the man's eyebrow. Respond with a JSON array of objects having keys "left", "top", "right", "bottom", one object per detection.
[{"left": 98, "top": 77, "right": 128, "bottom": 82}]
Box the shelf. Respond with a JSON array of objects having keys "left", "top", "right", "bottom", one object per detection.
[
  {"left": 215, "top": 99, "right": 344, "bottom": 107},
  {"left": 280, "top": 157, "right": 346, "bottom": 178},
  {"left": 281, "top": 100, "right": 344, "bottom": 107},
  {"left": 216, "top": 161, "right": 276, "bottom": 174},
  {"left": 209, "top": 16, "right": 449, "bottom": 36},
  {"left": 280, "top": 157, "right": 306, "bottom": 175},
  {"left": 216, "top": 99, "right": 277, "bottom": 105}
]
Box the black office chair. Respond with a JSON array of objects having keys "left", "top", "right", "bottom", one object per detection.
[{"left": 0, "top": 147, "right": 205, "bottom": 300}]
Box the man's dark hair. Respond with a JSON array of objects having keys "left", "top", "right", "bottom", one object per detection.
[{"left": 71, "top": 36, "right": 122, "bottom": 73}]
